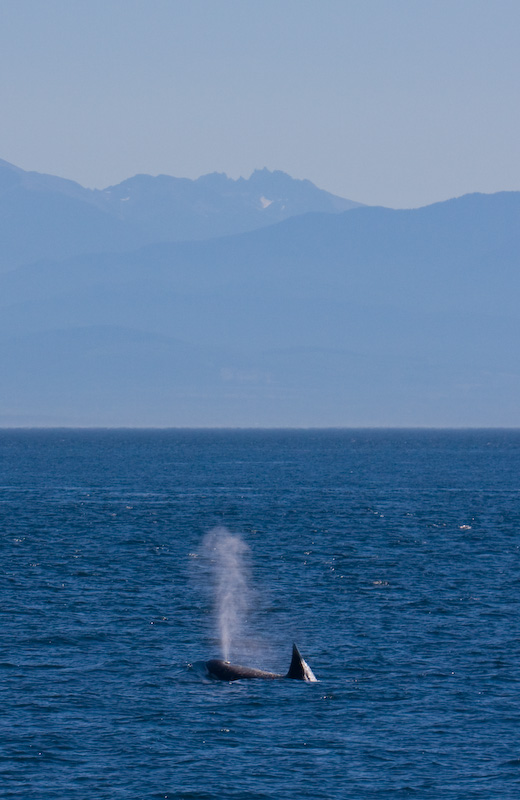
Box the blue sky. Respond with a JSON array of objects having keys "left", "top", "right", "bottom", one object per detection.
[{"left": 2, "top": 0, "right": 519, "bottom": 207}]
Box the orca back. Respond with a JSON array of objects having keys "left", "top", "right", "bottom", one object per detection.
[
  {"left": 206, "top": 659, "right": 282, "bottom": 681},
  {"left": 206, "top": 643, "right": 317, "bottom": 682}
]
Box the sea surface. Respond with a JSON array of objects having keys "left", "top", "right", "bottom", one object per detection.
[{"left": 2, "top": 428, "right": 520, "bottom": 799}]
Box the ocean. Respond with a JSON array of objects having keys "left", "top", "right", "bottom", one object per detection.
[{"left": 2, "top": 428, "right": 520, "bottom": 799}]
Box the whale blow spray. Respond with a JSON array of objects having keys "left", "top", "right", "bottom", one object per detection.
[{"left": 202, "top": 528, "right": 250, "bottom": 662}]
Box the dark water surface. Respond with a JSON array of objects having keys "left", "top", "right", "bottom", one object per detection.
[{"left": 2, "top": 429, "right": 520, "bottom": 799}]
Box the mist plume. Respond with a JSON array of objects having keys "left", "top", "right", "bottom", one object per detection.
[{"left": 202, "top": 527, "right": 250, "bottom": 661}]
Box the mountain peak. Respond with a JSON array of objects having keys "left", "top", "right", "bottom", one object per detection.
[{"left": 0, "top": 158, "right": 363, "bottom": 269}]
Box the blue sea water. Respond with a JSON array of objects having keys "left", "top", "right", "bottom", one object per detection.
[{"left": 2, "top": 428, "right": 520, "bottom": 799}]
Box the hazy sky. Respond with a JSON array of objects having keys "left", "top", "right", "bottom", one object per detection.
[{"left": 2, "top": 0, "right": 519, "bottom": 208}]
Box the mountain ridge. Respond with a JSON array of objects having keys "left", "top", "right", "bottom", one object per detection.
[
  {"left": 1, "top": 187, "right": 519, "bottom": 426},
  {"left": 0, "top": 160, "right": 362, "bottom": 272}
]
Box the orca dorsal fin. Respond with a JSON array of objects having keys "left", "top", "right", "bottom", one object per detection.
[{"left": 286, "top": 643, "right": 317, "bottom": 681}]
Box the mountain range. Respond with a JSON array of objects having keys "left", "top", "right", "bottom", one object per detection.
[
  {"left": 0, "top": 159, "right": 519, "bottom": 427},
  {"left": 0, "top": 159, "right": 359, "bottom": 271}
]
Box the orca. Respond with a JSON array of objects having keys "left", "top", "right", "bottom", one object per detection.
[{"left": 206, "top": 643, "right": 317, "bottom": 682}]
